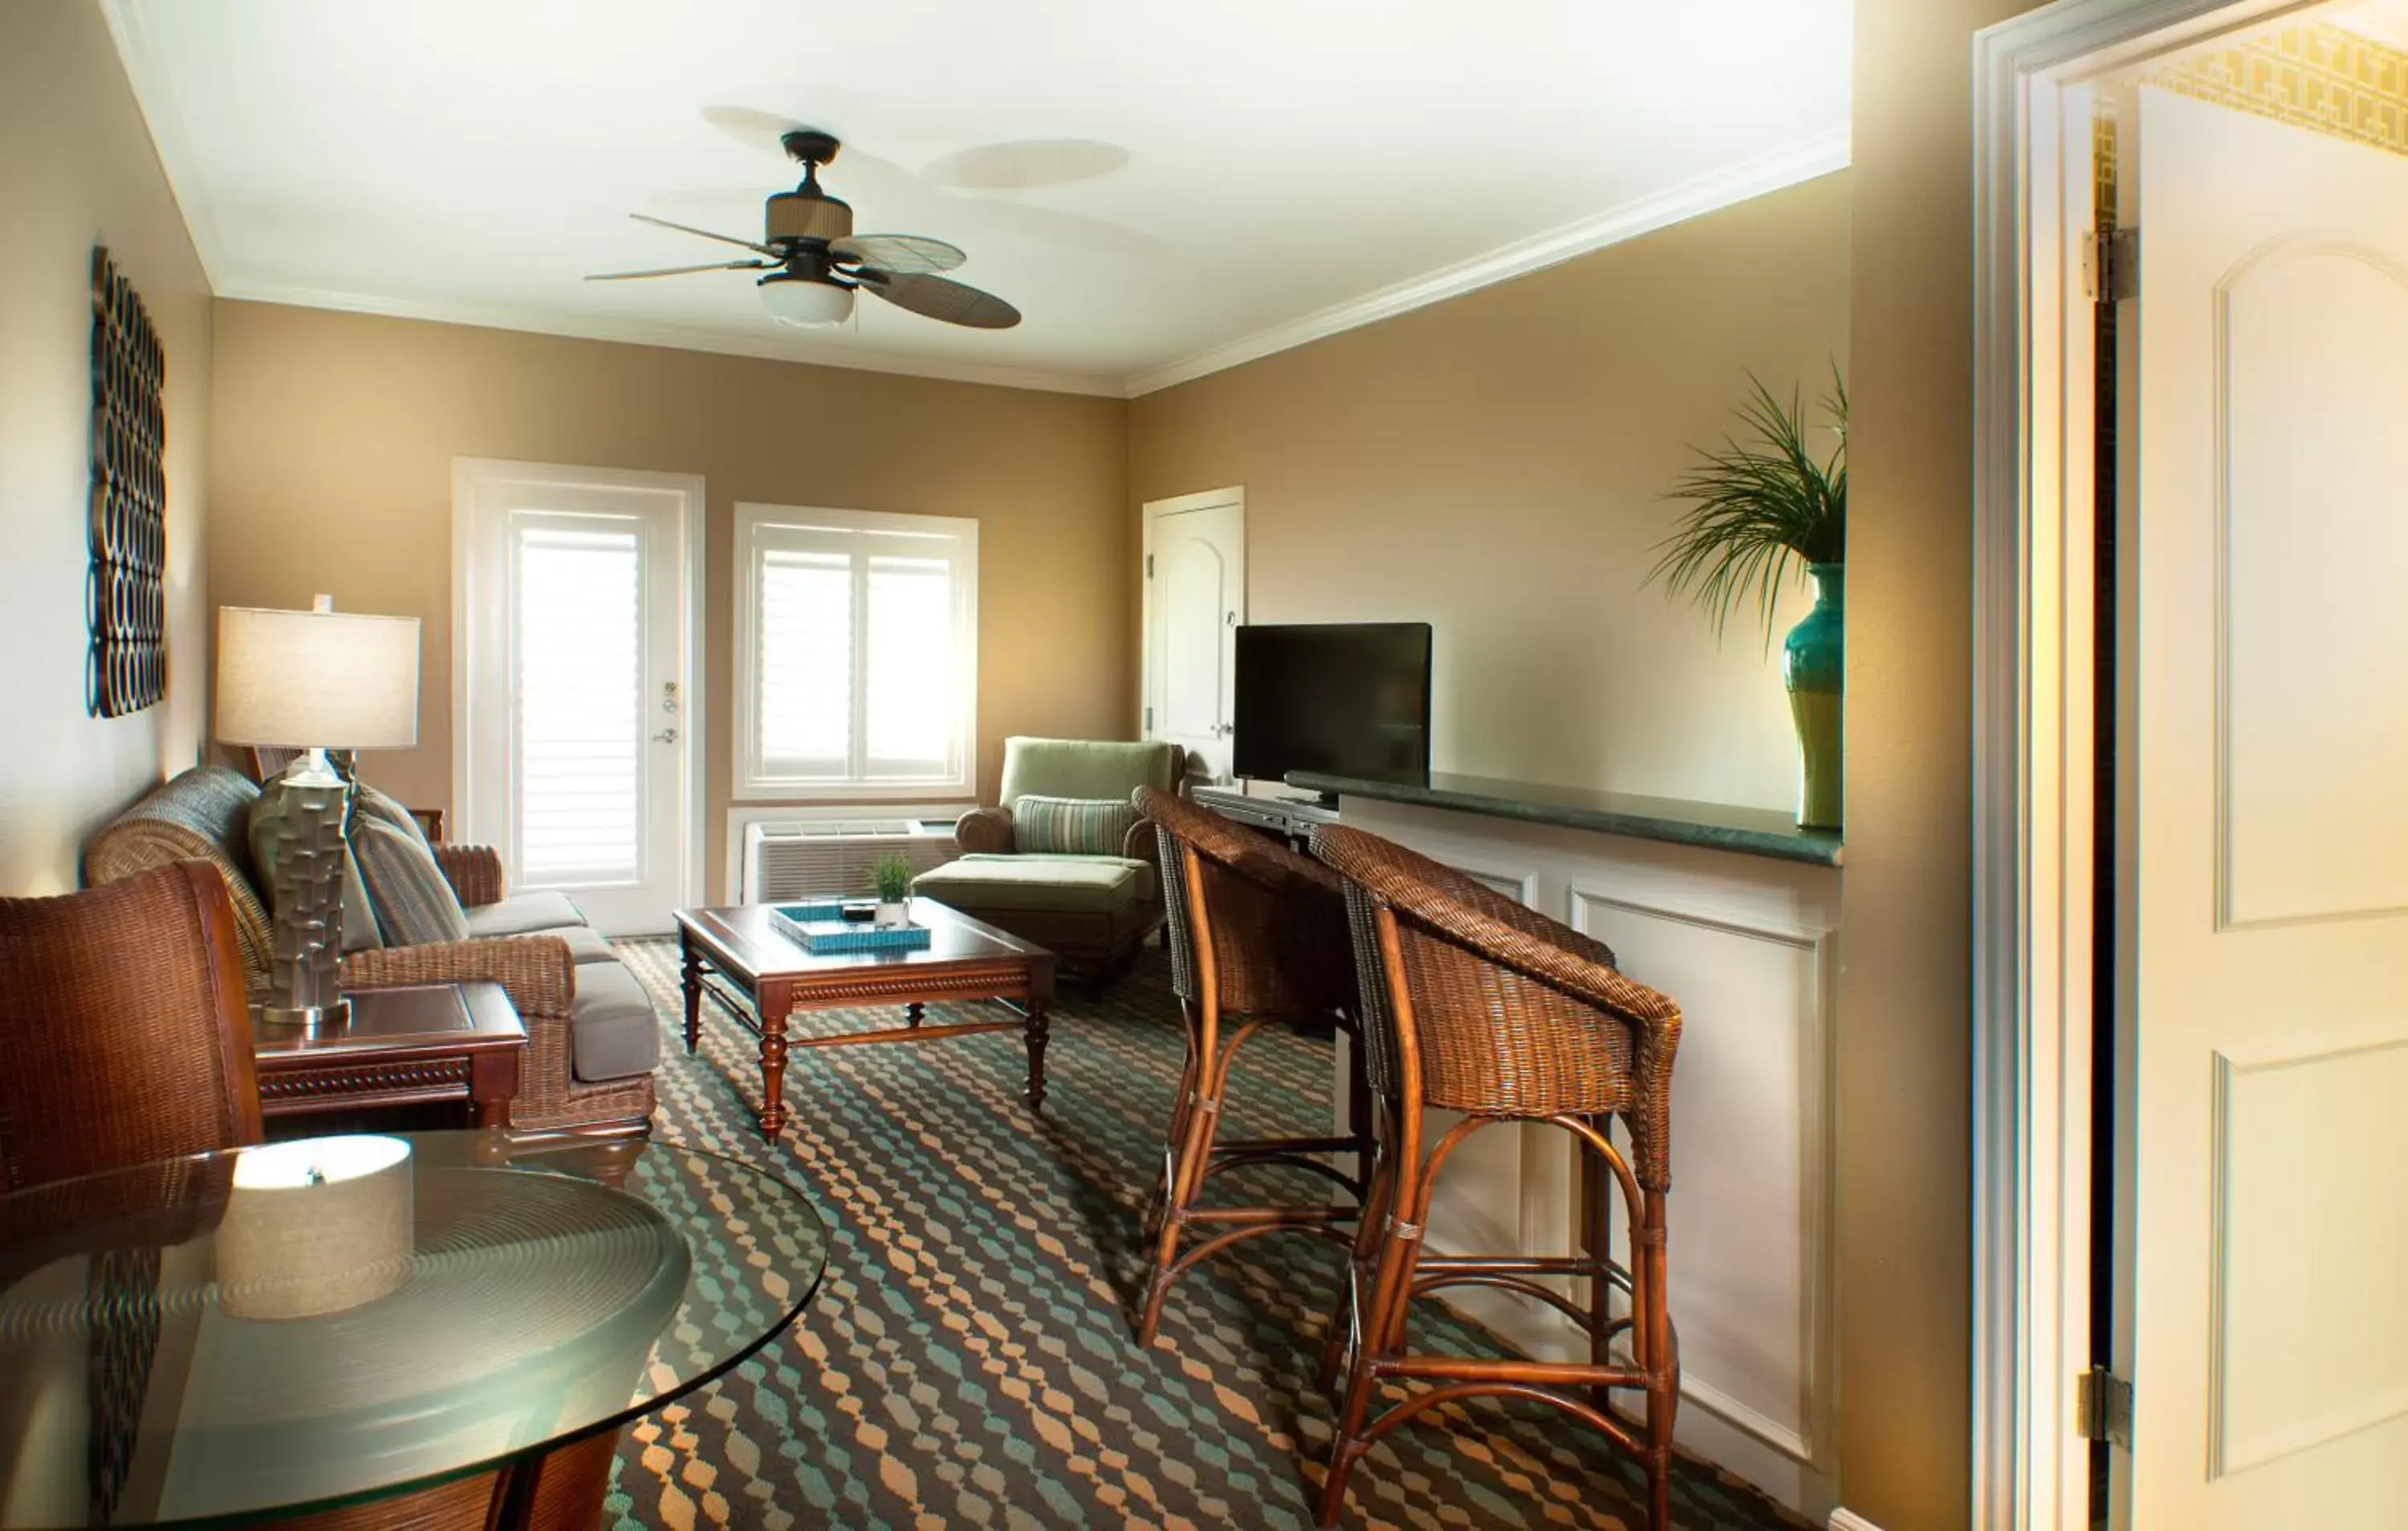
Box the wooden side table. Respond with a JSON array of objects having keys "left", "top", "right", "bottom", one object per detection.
[{"left": 254, "top": 981, "right": 527, "bottom": 1128}]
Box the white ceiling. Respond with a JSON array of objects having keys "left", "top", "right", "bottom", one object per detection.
[{"left": 106, "top": 0, "right": 1851, "bottom": 396}]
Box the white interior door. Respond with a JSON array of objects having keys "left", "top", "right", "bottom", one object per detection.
[
  {"left": 456, "top": 461, "right": 702, "bottom": 936},
  {"left": 1141, "top": 489, "right": 1244, "bottom": 782},
  {"left": 2119, "top": 86, "right": 2408, "bottom": 1530}
]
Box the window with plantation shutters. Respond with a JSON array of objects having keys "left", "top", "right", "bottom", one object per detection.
[{"left": 735, "top": 504, "right": 978, "bottom": 798}]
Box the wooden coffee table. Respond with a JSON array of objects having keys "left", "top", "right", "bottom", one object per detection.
[
  {"left": 254, "top": 981, "right": 527, "bottom": 1129},
  {"left": 674, "top": 899, "right": 1056, "bottom": 1143}
]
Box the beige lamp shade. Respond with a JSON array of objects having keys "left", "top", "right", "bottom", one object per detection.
[
  {"left": 216, "top": 1135, "right": 415, "bottom": 1321},
  {"left": 217, "top": 601, "right": 420, "bottom": 749}
]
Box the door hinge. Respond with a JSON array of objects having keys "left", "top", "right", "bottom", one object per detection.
[
  {"left": 2086, "top": 227, "right": 2139, "bottom": 302},
  {"left": 2077, "top": 1366, "right": 2133, "bottom": 1448},
  {"left": 1145, "top": 554, "right": 1154, "bottom": 578},
  {"left": 1144, "top": 706, "right": 1153, "bottom": 732}
]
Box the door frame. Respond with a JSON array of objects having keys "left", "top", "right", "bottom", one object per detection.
[
  {"left": 1967, "top": 2, "right": 2317, "bottom": 1525},
  {"left": 450, "top": 457, "right": 708, "bottom": 914},
  {"left": 1139, "top": 485, "right": 1245, "bottom": 774}
]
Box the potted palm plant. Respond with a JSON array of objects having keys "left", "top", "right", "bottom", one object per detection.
[
  {"left": 872, "top": 853, "right": 916, "bottom": 928},
  {"left": 1649, "top": 371, "right": 1847, "bottom": 830}
]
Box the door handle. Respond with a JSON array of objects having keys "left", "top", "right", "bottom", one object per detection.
[{"left": 652, "top": 727, "right": 679, "bottom": 744}]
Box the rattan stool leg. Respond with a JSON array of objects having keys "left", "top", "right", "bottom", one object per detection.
[
  {"left": 1316, "top": 1143, "right": 1427, "bottom": 1529},
  {"left": 1137, "top": 1065, "right": 1220, "bottom": 1344},
  {"left": 1145, "top": 1001, "right": 1206, "bottom": 1241},
  {"left": 1641, "top": 1192, "right": 1678, "bottom": 1531},
  {"left": 1317, "top": 1102, "right": 1393, "bottom": 1393},
  {"left": 1581, "top": 1115, "right": 1618, "bottom": 1411}
]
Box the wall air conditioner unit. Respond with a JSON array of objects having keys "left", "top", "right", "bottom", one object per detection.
[{"left": 741, "top": 815, "right": 963, "bottom": 904}]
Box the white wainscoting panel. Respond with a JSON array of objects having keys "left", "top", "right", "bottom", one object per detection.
[
  {"left": 1572, "top": 887, "right": 1831, "bottom": 1468},
  {"left": 1332, "top": 798, "right": 1841, "bottom": 1519}
]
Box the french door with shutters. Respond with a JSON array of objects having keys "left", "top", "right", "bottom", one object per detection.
[
  {"left": 1141, "top": 488, "right": 1244, "bottom": 782},
  {"left": 2115, "top": 86, "right": 2408, "bottom": 1529},
  {"left": 454, "top": 461, "right": 702, "bottom": 936}
]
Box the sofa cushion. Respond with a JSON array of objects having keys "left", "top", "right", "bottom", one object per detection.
[
  {"left": 351, "top": 808, "right": 471, "bottom": 945},
  {"left": 494, "top": 920, "right": 616, "bottom": 965},
  {"left": 569, "top": 960, "right": 663, "bottom": 1082},
  {"left": 546, "top": 923, "right": 620, "bottom": 965},
  {"left": 465, "top": 891, "right": 588, "bottom": 939},
  {"left": 913, "top": 854, "right": 1149, "bottom": 916},
  {"left": 83, "top": 766, "right": 278, "bottom": 983},
  {"left": 354, "top": 782, "right": 437, "bottom": 856},
  {"left": 339, "top": 854, "right": 384, "bottom": 952},
  {"left": 1012, "top": 795, "right": 1137, "bottom": 857}
]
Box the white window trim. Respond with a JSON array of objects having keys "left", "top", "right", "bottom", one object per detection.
[{"left": 733, "top": 502, "right": 978, "bottom": 802}]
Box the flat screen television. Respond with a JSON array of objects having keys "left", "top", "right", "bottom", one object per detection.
[{"left": 1232, "top": 622, "right": 1432, "bottom": 788}]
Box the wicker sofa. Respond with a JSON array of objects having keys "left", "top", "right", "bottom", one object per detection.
[{"left": 84, "top": 766, "right": 657, "bottom": 1136}]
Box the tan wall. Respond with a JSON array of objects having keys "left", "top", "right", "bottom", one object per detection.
[
  {"left": 1128, "top": 173, "right": 1851, "bottom": 811},
  {"left": 1840, "top": 1, "right": 2045, "bottom": 1525},
  {"left": 208, "top": 303, "right": 1129, "bottom": 896},
  {"left": 0, "top": 0, "right": 214, "bottom": 895}
]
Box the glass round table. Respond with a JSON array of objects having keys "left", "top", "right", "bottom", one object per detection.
[{"left": 0, "top": 1131, "right": 827, "bottom": 1529}]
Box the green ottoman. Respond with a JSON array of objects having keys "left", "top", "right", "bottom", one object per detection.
[{"left": 912, "top": 853, "right": 1157, "bottom": 994}]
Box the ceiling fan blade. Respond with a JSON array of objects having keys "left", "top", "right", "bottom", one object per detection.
[
  {"left": 828, "top": 234, "right": 966, "bottom": 275},
  {"left": 628, "top": 213, "right": 779, "bottom": 258},
  {"left": 694, "top": 109, "right": 1157, "bottom": 257},
  {"left": 921, "top": 140, "right": 1130, "bottom": 191},
  {"left": 859, "top": 271, "right": 1020, "bottom": 330},
  {"left": 585, "top": 260, "right": 770, "bottom": 281}
]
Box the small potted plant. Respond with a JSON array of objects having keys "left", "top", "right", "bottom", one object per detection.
[
  {"left": 1649, "top": 369, "right": 1846, "bottom": 830},
  {"left": 871, "top": 853, "right": 915, "bottom": 928}
]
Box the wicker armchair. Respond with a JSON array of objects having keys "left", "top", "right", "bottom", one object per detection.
[
  {"left": 0, "top": 862, "right": 262, "bottom": 1193},
  {"left": 0, "top": 861, "right": 620, "bottom": 1530},
  {"left": 1129, "top": 787, "right": 1373, "bottom": 1344},
  {"left": 84, "top": 767, "right": 654, "bottom": 1137},
  {"left": 1309, "top": 823, "right": 1686, "bottom": 1531}
]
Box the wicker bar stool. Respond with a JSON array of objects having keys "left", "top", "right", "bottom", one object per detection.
[
  {"left": 1309, "top": 823, "right": 1685, "bottom": 1530},
  {"left": 1131, "top": 786, "right": 1375, "bottom": 1346}
]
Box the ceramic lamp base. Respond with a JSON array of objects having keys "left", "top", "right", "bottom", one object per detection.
[
  {"left": 247, "top": 749, "right": 352, "bottom": 1019},
  {"left": 257, "top": 999, "right": 351, "bottom": 1035}
]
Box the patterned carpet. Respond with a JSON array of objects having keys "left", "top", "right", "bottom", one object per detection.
[{"left": 603, "top": 938, "right": 1804, "bottom": 1531}]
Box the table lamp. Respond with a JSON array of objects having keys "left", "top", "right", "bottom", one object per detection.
[{"left": 216, "top": 596, "right": 420, "bottom": 1029}]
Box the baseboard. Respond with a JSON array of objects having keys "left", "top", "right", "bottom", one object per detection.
[{"left": 1828, "top": 1510, "right": 1885, "bottom": 1531}]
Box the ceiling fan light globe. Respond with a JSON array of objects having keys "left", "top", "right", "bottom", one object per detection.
[{"left": 759, "top": 274, "right": 854, "bottom": 329}]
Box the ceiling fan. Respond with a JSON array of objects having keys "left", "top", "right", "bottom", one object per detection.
[{"left": 587, "top": 128, "right": 1019, "bottom": 331}]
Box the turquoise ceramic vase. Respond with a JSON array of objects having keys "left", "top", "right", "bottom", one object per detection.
[{"left": 1781, "top": 562, "right": 1844, "bottom": 830}]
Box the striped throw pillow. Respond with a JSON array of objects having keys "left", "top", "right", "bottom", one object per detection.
[
  {"left": 350, "top": 788, "right": 470, "bottom": 945},
  {"left": 1013, "top": 795, "right": 1136, "bottom": 856}
]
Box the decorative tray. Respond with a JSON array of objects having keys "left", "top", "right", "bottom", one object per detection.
[{"left": 767, "top": 902, "right": 932, "bottom": 955}]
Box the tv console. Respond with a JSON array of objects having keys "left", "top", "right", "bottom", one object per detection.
[{"left": 1189, "top": 784, "right": 1338, "bottom": 854}]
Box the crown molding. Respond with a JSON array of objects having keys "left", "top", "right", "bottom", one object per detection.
[
  {"left": 101, "top": 0, "right": 229, "bottom": 290},
  {"left": 1121, "top": 127, "right": 1852, "bottom": 398},
  {"left": 211, "top": 278, "right": 1129, "bottom": 397}
]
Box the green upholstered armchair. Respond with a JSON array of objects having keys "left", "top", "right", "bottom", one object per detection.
[
  {"left": 953, "top": 737, "right": 1182, "bottom": 859},
  {"left": 917, "top": 737, "right": 1185, "bottom": 991}
]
